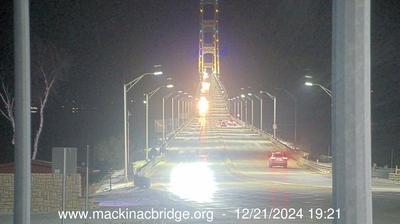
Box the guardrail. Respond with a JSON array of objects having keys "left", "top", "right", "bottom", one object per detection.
[
  {"left": 213, "top": 73, "right": 229, "bottom": 102},
  {"left": 132, "top": 117, "right": 194, "bottom": 177},
  {"left": 297, "top": 157, "right": 332, "bottom": 174}
]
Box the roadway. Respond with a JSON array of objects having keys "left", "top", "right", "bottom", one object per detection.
[{"left": 93, "top": 114, "right": 400, "bottom": 224}]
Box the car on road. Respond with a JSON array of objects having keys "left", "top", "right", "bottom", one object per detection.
[{"left": 268, "top": 151, "right": 288, "bottom": 168}]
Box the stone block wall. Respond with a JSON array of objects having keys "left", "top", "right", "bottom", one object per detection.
[{"left": 0, "top": 173, "right": 92, "bottom": 214}]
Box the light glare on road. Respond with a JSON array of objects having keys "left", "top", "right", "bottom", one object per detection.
[
  {"left": 198, "top": 96, "right": 209, "bottom": 115},
  {"left": 169, "top": 162, "right": 216, "bottom": 203}
]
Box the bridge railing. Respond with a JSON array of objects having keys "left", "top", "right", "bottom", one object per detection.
[{"left": 213, "top": 73, "right": 229, "bottom": 102}]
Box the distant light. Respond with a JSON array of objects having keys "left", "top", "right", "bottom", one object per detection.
[
  {"left": 198, "top": 96, "right": 209, "bottom": 115},
  {"left": 203, "top": 71, "right": 209, "bottom": 80},
  {"left": 247, "top": 93, "right": 252, "bottom": 96},
  {"left": 166, "top": 84, "right": 174, "bottom": 88},
  {"left": 143, "top": 100, "right": 147, "bottom": 104},
  {"left": 178, "top": 90, "right": 183, "bottom": 93},
  {"left": 305, "top": 82, "right": 314, "bottom": 86},
  {"left": 184, "top": 92, "right": 188, "bottom": 95},
  {"left": 305, "top": 75, "right": 313, "bottom": 79},
  {"left": 240, "top": 94, "right": 245, "bottom": 98},
  {"left": 153, "top": 71, "right": 163, "bottom": 76},
  {"left": 201, "top": 81, "right": 210, "bottom": 93}
]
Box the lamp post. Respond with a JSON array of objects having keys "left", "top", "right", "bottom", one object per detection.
[
  {"left": 305, "top": 81, "right": 332, "bottom": 97},
  {"left": 123, "top": 69, "right": 163, "bottom": 181},
  {"left": 260, "top": 90, "right": 277, "bottom": 138},
  {"left": 144, "top": 84, "right": 174, "bottom": 160},
  {"left": 247, "top": 93, "right": 254, "bottom": 126},
  {"left": 276, "top": 88, "right": 297, "bottom": 149},
  {"left": 172, "top": 91, "right": 183, "bottom": 131},
  {"left": 162, "top": 92, "right": 174, "bottom": 144},
  {"left": 250, "top": 93, "right": 263, "bottom": 130}
]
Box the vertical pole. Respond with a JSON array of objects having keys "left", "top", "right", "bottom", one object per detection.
[
  {"left": 332, "top": 0, "right": 372, "bottom": 223},
  {"left": 236, "top": 100, "right": 240, "bottom": 118},
  {"left": 273, "top": 97, "right": 277, "bottom": 138},
  {"left": 14, "top": 0, "right": 31, "bottom": 223},
  {"left": 123, "top": 85, "right": 128, "bottom": 181},
  {"left": 294, "top": 99, "right": 297, "bottom": 149},
  {"left": 127, "top": 111, "right": 130, "bottom": 167},
  {"left": 145, "top": 94, "right": 149, "bottom": 160},
  {"left": 245, "top": 100, "right": 248, "bottom": 123},
  {"left": 233, "top": 101, "right": 236, "bottom": 117},
  {"left": 162, "top": 97, "right": 165, "bottom": 144},
  {"left": 391, "top": 148, "right": 394, "bottom": 169},
  {"left": 85, "top": 145, "right": 89, "bottom": 215},
  {"left": 251, "top": 99, "right": 254, "bottom": 126},
  {"left": 177, "top": 100, "right": 180, "bottom": 128},
  {"left": 260, "top": 99, "right": 263, "bottom": 130},
  {"left": 62, "top": 149, "right": 67, "bottom": 224},
  {"left": 171, "top": 97, "right": 174, "bottom": 131}
]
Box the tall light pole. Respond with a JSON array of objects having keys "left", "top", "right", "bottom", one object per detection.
[
  {"left": 249, "top": 93, "right": 263, "bottom": 130},
  {"left": 276, "top": 88, "right": 297, "bottom": 149},
  {"left": 247, "top": 93, "right": 254, "bottom": 126},
  {"left": 260, "top": 90, "right": 277, "bottom": 138},
  {"left": 123, "top": 69, "right": 163, "bottom": 181},
  {"left": 14, "top": 0, "right": 31, "bottom": 222},
  {"left": 162, "top": 92, "right": 174, "bottom": 144},
  {"left": 144, "top": 84, "right": 174, "bottom": 160},
  {"left": 305, "top": 81, "right": 332, "bottom": 97},
  {"left": 171, "top": 91, "right": 183, "bottom": 132}
]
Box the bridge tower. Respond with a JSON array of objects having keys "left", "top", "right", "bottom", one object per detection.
[{"left": 199, "top": 0, "right": 220, "bottom": 79}]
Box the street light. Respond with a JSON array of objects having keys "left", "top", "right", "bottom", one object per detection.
[
  {"left": 248, "top": 93, "right": 263, "bottom": 130},
  {"left": 144, "top": 84, "right": 174, "bottom": 160},
  {"left": 247, "top": 93, "right": 254, "bottom": 126},
  {"left": 304, "top": 81, "right": 332, "bottom": 97},
  {"left": 123, "top": 68, "right": 163, "bottom": 181},
  {"left": 240, "top": 94, "right": 246, "bottom": 122},
  {"left": 260, "top": 90, "right": 277, "bottom": 138},
  {"left": 275, "top": 87, "right": 297, "bottom": 149}
]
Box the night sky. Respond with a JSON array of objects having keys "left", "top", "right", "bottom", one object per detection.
[{"left": 1, "top": 0, "right": 399, "bottom": 166}]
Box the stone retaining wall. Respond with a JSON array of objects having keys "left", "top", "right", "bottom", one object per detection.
[{"left": 0, "top": 173, "right": 92, "bottom": 214}]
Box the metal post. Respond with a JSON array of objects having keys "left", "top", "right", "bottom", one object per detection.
[
  {"left": 171, "top": 97, "right": 174, "bottom": 131},
  {"left": 237, "top": 100, "right": 240, "bottom": 118},
  {"left": 162, "top": 97, "right": 165, "bottom": 144},
  {"left": 14, "top": 0, "right": 31, "bottom": 223},
  {"left": 233, "top": 101, "right": 236, "bottom": 117},
  {"left": 240, "top": 100, "right": 243, "bottom": 121},
  {"left": 127, "top": 111, "right": 130, "bottom": 168},
  {"left": 85, "top": 145, "right": 89, "bottom": 214},
  {"left": 391, "top": 148, "right": 394, "bottom": 169},
  {"left": 145, "top": 93, "right": 149, "bottom": 160},
  {"left": 294, "top": 98, "right": 297, "bottom": 149},
  {"left": 332, "top": 0, "right": 372, "bottom": 223},
  {"left": 177, "top": 100, "right": 181, "bottom": 128},
  {"left": 62, "top": 149, "right": 67, "bottom": 224},
  {"left": 260, "top": 99, "right": 263, "bottom": 130},
  {"left": 123, "top": 85, "right": 128, "bottom": 181},
  {"left": 272, "top": 97, "right": 277, "bottom": 138},
  {"left": 244, "top": 100, "right": 248, "bottom": 123},
  {"left": 251, "top": 99, "right": 254, "bottom": 126}
]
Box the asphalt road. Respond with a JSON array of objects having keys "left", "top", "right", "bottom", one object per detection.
[{"left": 92, "top": 117, "right": 400, "bottom": 224}]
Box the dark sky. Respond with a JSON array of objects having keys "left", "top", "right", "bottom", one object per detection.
[{"left": 1, "top": 0, "right": 400, "bottom": 166}]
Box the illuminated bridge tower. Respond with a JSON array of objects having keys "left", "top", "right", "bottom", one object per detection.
[{"left": 199, "top": 0, "right": 220, "bottom": 79}]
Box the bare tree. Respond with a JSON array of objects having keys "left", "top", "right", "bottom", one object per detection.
[
  {"left": 31, "top": 41, "right": 67, "bottom": 160},
  {"left": 0, "top": 79, "right": 15, "bottom": 145}
]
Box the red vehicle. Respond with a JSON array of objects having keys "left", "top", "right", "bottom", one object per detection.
[{"left": 268, "top": 151, "right": 288, "bottom": 168}]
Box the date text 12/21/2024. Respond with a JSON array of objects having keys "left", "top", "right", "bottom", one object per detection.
[{"left": 235, "top": 208, "right": 341, "bottom": 220}]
